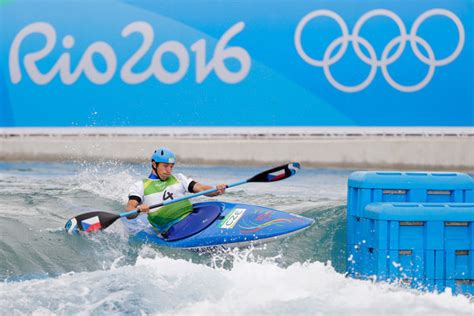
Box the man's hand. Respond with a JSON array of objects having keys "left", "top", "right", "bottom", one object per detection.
[
  {"left": 137, "top": 204, "right": 150, "bottom": 214},
  {"left": 126, "top": 199, "right": 150, "bottom": 219},
  {"left": 215, "top": 184, "right": 227, "bottom": 195},
  {"left": 193, "top": 182, "right": 227, "bottom": 197}
]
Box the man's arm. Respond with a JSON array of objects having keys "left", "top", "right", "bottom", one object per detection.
[
  {"left": 127, "top": 181, "right": 148, "bottom": 219},
  {"left": 192, "top": 183, "right": 227, "bottom": 196}
]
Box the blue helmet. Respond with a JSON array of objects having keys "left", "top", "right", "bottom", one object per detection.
[{"left": 151, "top": 147, "right": 176, "bottom": 164}]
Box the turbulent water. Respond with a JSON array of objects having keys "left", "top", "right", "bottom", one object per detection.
[{"left": 0, "top": 161, "right": 473, "bottom": 315}]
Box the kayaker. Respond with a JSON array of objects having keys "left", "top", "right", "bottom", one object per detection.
[{"left": 125, "top": 147, "right": 227, "bottom": 235}]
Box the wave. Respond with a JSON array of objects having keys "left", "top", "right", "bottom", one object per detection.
[{"left": 1, "top": 249, "right": 472, "bottom": 315}]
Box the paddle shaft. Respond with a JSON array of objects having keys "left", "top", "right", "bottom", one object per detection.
[{"left": 119, "top": 180, "right": 247, "bottom": 218}]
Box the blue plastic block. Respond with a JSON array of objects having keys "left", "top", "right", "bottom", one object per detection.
[
  {"left": 362, "top": 247, "right": 386, "bottom": 279},
  {"left": 381, "top": 189, "right": 407, "bottom": 203},
  {"left": 409, "top": 189, "right": 426, "bottom": 202},
  {"left": 355, "top": 189, "right": 372, "bottom": 218},
  {"left": 399, "top": 249, "right": 424, "bottom": 281},
  {"left": 452, "top": 190, "right": 465, "bottom": 202},
  {"left": 365, "top": 218, "right": 388, "bottom": 249},
  {"left": 446, "top": 280, "right": 474, "bottom": 295},
  {"left": 347, "top": 187, "right": 356, "bottom": 217},
  {"left": 347, "top": 215, "right": 365, "bottom": 246},
  {"left": 346, "top": 171, "right": 474, "bottom": 284},
  {"left": 363, "top": 248, "right": 428, "bottom": 282},
  {"left": 425, "top": 250, "right": 446, "bottom": 280},
  {"left": 426, "top": 250, "right": 435, "bottom": 279},
  {"left": 445, "top": 250, "right": 474, "bottom": 280},
  {"left": 365, "top": 218, "right": 430, "bottom": 250},
  {"left": 425, "top": 222, "right": 444, "bottom": 249},
  {"left": 425, "top": 279, "right": 446, "bottom": 293},
  {"left": 444, "top": 223, "right": 474, "bottom": 250},
  {"left": 398, "top": 223, "right": 425, "bottom": 250},
  {"left": 365, "top": 203, "right": 474, "bottom": 222},
  {"left": 346, "top": 243, "right": 363, "bottom": 277},
  {"left": 395, "top": 250, "right": 425, "bottom": 281},
  {"left": 427, "top": 250, "right": 474, "bottom": 282},
  {"left": 435, "top": 250, "right": 445, "bottom": 280},
  {"left": 364, "top": 203, "right": 474, "bottom": 250},
  {"left": 348, "top": 172, "right": 474, "bottom": 191},
  {"left": 467, "top": 190, "right": 474, "bottom": 202},
  {"left": 426, "top": 190, "right": 454, "bottom": 202},
  {"left": 347, "top": 171, "right": 474, "bottom": 219}
]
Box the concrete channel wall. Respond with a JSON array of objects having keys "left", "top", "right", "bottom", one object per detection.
[{"left": 1, "top": 127, "right": 473, "bottom": 170}]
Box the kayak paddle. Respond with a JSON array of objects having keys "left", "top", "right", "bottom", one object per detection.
[{"left": 65, "top": 162, "right": 300, "bottom": 234}]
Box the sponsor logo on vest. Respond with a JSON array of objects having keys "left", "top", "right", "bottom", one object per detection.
[{"left": 220, "top": 208, "right": 246, "bottom": 229}]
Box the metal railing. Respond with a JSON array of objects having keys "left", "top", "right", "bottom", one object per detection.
[{"left": 1, "top": 127, "right": 473, "bottom": 139}]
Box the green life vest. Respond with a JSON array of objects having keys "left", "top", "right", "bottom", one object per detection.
[{"left": 147, "top": 200, "right": 193, "bottom": 234}]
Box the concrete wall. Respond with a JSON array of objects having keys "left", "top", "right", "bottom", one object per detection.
[{"left": 1, "top": 127, "right": 473, "bottom": 170}]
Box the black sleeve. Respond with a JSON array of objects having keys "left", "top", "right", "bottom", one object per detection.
[
  {"left": 188, "top": 181, "right": 197, "bottom": 193},
  {"left": 128, "top": 195, "right": 142, "bottom": 203}
]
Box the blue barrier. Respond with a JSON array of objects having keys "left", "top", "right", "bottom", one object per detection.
[
  {"left": 346, "top": 171, "right": 474, "bottom": 277},
  {"left": 359, "top": 203, "right": 474, "bottom": 294},
  {"left": 364, "top": 203, "right": 474, "bottom": 250},
  {"left": 348, "top": 171, "right": 474, "bottom": 219}
]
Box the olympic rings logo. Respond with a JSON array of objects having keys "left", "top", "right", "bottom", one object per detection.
[{"left": 294, "top": 9, "right": 465, "bottom": 93}]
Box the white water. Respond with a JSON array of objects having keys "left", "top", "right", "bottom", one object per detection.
[
  {"left": 1, "top": 250, "right": 472, "bottom": 315},
  {"left": 0, "top": 162, "right": 473, "bottom": 315}
]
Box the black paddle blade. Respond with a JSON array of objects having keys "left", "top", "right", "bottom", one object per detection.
[
  {"left": 65, "top": 211, "right": 120, "bottom": 234},
  {"left": 248, "top": 162, "right": 301, "bottom": 183}
]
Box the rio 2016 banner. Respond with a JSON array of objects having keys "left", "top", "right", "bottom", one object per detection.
[{"left": 0, "top": 0, "right": 472, "bottom": 127}]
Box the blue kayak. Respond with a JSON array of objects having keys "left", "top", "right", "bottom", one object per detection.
[{"left": 122, "top": 201, "right": 314, "bottom": 249}]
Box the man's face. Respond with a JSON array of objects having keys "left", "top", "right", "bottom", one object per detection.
[{"left": 156, "top": 162, "right": 174, "bottom": 179}]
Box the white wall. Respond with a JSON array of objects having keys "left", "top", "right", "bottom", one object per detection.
[{"left": 1, "top": 127, "right": 473, "bottom": 170}]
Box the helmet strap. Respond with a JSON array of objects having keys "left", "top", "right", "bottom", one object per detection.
[
  {"left": 152, "top": 161, "right": 159, "bottom": 176},
  {"left": 152, "top": 161, "right": 165, "bottom": 181}
]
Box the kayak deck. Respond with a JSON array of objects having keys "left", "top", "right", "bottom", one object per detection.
[{"left": 123, "top": 201, "right": 314, "bottom": 249}]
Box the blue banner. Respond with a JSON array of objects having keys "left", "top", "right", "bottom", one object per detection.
[{"left": 0, "top": 0, "right": 472, "bottom": 126}]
